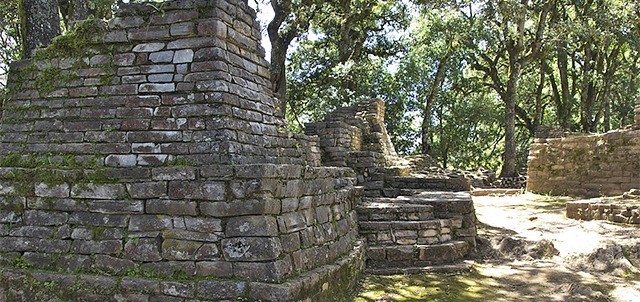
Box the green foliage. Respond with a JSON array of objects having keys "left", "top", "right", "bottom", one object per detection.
[
  {"left": 285, "top": 0, "right": 409, "bottom": 130},
  {"left": 32, "top": 18, "right": 107, "bottom": 60},
  {"left": 0, "top": 0, "right": 22, "bottom": 91}
]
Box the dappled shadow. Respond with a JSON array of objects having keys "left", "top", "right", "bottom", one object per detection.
[{"left": 354, "top": 263, "right": 612, "bottom": 301}]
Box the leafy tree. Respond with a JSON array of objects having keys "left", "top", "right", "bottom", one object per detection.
[{"left": 285, "top": 0, "right": 409, "bottom": 127}]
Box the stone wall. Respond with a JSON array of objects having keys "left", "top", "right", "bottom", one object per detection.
[
  {"left": 305, "top": 99, "right": 403, "bottom": 197},
  {"left": 0, "top": 1, "right": 363, "bottom": 301},
  {"left": 527, "top": 129, "right": 640, "bottom": 197},
  {"left": 566, "top": 200, "right": 640, "bottom": 224}
]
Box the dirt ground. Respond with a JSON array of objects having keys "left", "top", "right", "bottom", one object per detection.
[{"left": 355, "top": 193, "right": 640, "bottom": 302}]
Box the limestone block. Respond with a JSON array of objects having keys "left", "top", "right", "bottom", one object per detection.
[
  {"left": 126, "top": 182, "right": 167, "bottom": 199},
  {"left": 146, "top": 199, "right": 197, "bottom": 216},
  {"left": 170, "top": 22, "right": 195, "bottom": 36},
  {"left": 222, "top": 237, "right": 282, "bottom": 261},
  {"left": 161, "top": 239, "right": 203, "bottom": 260},
  {"left": 129, "top": 215, "right": 172, "bottom": 232},
  {"left": 124, "top": 238, "right": 162, "bottom": 262},
  {"left": 226, "top": 216, "right": 278, "bottom": 237},
  {"left": 71, "top": 184, "right": 127, "bottom": 200},
  {"left": 160, "top": 281, "right": 195, "bottom": 298},
  {"left": 86, "top": 200, "right": 144, "bottom": 214},
  {"left": 71, "top": 240, "right": 122, "bottom": 255},
  {"left": 234, "top": 258, "right": 292, "bottom": 282},
  {"left": 195, "top": 261, "right": 233, "bottom": 277},
  {"left": 93, "top": 254, "right": 136, "bottom": 273},
  {"left": 34, "top": 183, "right": 70, "bottom": 198},
  {"left": 195, "top": 281, "right": 245, "bottom": 300}
]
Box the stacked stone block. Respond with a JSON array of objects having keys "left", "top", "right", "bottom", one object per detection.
[
  {"left": 567, "top": 201, "right": 640, "bottom": 224},
  {"left": 0, "top": 0, "right": 362, "bottom": 301},
  {"left": 305, "top": 99, "right": 404, "bottom": 197},
  {"left": 527, "top": 129, "right": 640, "bottom": 197}
]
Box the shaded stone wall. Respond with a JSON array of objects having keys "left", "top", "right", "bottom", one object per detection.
[
  {"left": 0, "top": 1, "right": 363, "bottom": 301},
  {"left": 527, "top": 129, "right": 640, "bottom": 197}
]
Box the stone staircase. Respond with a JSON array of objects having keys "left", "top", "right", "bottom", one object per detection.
[{"left": 357, "top": 174, "right": 476, "bottom": 274}]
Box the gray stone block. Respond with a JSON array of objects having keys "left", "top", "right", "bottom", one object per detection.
[
  {"left": 184, "top": 217, "right": 222, "bottom": 232},
  {"left": 71, "top": 184, "right": 127, "bottom": 199},
  {"left": 124, "top": 238, "right": 162, "bottom": 262},
  {"left": 34, "top": 183, "right": 70, "bottom": 198},
  {"left": 69, "top": 212, "right": 128, "bottom": 227},
  {"left": 161, "top": 239, "right": 203, "bottom": 260},
  {"left": 23, "top": 210, "right": 68, "bottom": 226},
  {"left": 152, "top": 167, "right": 196, "bottom": 181},
  {"left": 195, "top": 281, "right": 245, "bottom": 300},
  {"left": 71, "top": 240, "right": 122, "bottom": 255},
  {"left": 149, "top": 51, "right": 175, "bottom": 63},
  {"left": 226, "top": 216, "right": 278, "bottom": 237},
  {"left": 170, "top": 22, "right": 194, "bottom": 36},
  {"left": 139, "top": 83, "right": 176, "bottom": 93},
  {"left": 195, "top": 261, "right": 233, "bottom": 277},
  {"left": 161, "top": 281, "right": 194, "bottom": 298},
  {"left": 173, "top": 49, "right": 194, "bottom": 63},
  {"left": 146, "top": 200, "right": 197, "bottom": 216},
  {"left": 127, "top": 182, "right": 168, "bottom": 199},
  {"left": 222, "top": 237, "right": 282, "bottom": 261},
  {"left": 86, "top": 200, "right": 144, "bottom": 214},
  {"left": 129, "top": 215, "right": 172, "bottom": 232},
  {"left": 168, "top": 181, "right": 226, "bottom": 201}
]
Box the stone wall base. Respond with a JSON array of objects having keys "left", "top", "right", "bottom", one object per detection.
[{"left": 0, "top": 241, "right": 366, "bottom": 302}]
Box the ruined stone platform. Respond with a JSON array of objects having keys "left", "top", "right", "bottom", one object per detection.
[{"left": 567, "top": 199, "right": 640, "bottom": 224}]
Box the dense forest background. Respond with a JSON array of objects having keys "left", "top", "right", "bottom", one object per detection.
[{"left": 1, "top": 0, "right": 639, "bottom": 177}]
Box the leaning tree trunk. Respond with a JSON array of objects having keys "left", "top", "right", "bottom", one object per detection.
[{"left": 21, "top": 0, "right": 61, "bottom": 58}]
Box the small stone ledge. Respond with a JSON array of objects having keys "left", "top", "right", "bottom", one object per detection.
[{"left": 0, "top": 241, "right": 366, "bottom": 302}]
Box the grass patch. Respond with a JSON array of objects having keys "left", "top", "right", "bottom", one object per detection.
[{"left": 353, "top": 269, "right": 500, "bottom": 302}]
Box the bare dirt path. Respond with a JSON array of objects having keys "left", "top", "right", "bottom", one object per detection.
[{"left": 473, "top": 193, "right": 640, "bottom": 302}]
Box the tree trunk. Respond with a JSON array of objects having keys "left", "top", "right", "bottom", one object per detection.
[
  {"left": 500, "top": 57, "right": 520, "bottom": 178},
  {"left": 269, "top": 38, "right": 288, "bottom": 116},
  {"left": 21, "top": 0, "right": 61, "bottom": 58},
  {"left": 421, "top": 51, "right": 451, "bottom": 155},
  {"left": 557, "top": 40, "right": 572, "bottom": 130}
]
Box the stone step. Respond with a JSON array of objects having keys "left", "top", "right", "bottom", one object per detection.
[
  {"left": 356, "top": 202, "right": 434, "bottom": 221},
  {"left": 384, "top": 166, "right": 412, "bottom": 177},
  {"left": 385, "top": 176, "right": 470, "bottom": 191},
  {"left": 359, "top": 219, "right": 455, "bottom": 245},
  {"left": 365, "top": 241, "right": 469, "bottom": 269},
  {"left": 366, "top": 261, "right": 474, "bottom": 275}
]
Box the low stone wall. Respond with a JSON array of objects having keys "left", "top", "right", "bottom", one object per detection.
[
  {"left": 527, "top": 129, "right": 640, "bottom": 197},
  {"left": 567, "top": 201, "right": 640, "bottom": 224}
]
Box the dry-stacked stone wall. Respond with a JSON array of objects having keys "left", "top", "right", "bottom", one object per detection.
[
  {"left": 0, "top": 1, "right": 364, "bottom": 301},
  {"left": 305, "top": 99, "right": 401, "bottom": 197},
  {"left": 527, "top": 129, "right": 640, "bottom": 197},
  {"left": 566, "top": 200, "right": 640, "bottom": 224}
]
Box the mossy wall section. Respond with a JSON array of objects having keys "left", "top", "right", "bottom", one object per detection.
[
  {"left": 527, "top": 129, "right": 640, "bottom": 197},
  {"left": 0, "top": 0, "right": 364, "bottom": 300}
]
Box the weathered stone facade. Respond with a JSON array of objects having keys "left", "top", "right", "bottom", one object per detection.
[
  {"left": 0, "top": 1, "right": 364, "bottom": 301},
  {"left": 527, "top": 129, "right": 640, "bottom": 197}
]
